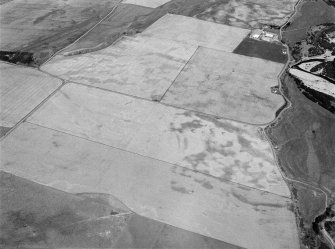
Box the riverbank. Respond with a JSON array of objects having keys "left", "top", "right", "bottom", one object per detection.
[{"left": 265, "top": 0, "right": 335, "bottom": 248}]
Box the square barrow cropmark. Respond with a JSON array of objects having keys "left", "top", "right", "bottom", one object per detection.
[{"left": 161, "top": 47, "right": 285, "bottom": 125}]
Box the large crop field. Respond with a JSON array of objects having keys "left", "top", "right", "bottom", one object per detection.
[
  {"left": 1, "top": 122, "right": 299, "bottom": 249},
  {"left": 162, "top": 47, "right": 284, "bottom": 124},
  {"left": 27, "top": 83, "right": 289, "bottom": 197}
]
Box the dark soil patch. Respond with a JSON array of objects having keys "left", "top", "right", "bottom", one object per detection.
[
  {"left": 233, "top": 37, "right": 287, "bottom": 63},
  {"left": 0, "top": 126, "right": 11, "bottom": 138},
  {"left": 0, "top": 51, "right": 36, "bottom": 66}
]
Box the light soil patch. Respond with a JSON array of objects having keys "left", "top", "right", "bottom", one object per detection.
[
  {"left": 162, "top": 47, "right": 285, "bottom": 124},
  {"left": 122, "top": 0, "right": 171, "bottom": 8},
  {"left": 28, "top": 83, "right": 290, "bottom": 197},
  {"left": 194, "top": 0, "right": 297, "bottom": 29},
  {"left": 141, "top": 14, "right": 249, "bottom": 52},
  {"left": 0, "top": 63, "right": 62, "bottom": 127},
  {"left": 1, "top": 122, "right": 300, "bottom": 249},
  {"left": 42, "top": 36, "right": 197, "bottom": 100}
]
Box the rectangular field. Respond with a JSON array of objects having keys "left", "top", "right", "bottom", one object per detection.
[
  {"left": 141, "top": 14, "right": 249, "bottom": 51},
  {"left": 28, "top": 83, "right": 290, "bottom": 197},
  {"left": 1, "top": 122, "right": 300, "bottom": 249},
  {"left": 162, "top": 47, "right": 285, "bottom": 124}
]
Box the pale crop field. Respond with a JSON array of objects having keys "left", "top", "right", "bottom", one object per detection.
[
  {"left": 0, "top": 62, "right": 61, "bottom": 128},
  {"left": 1, "top": 122, "right": 300, "bottom": 249},
  {"left": 141, "top": 14, "right": 249, "bottom": 52},
  {"left": 162, "top": 47, "right": 285, "bottom": 124},
  {"left": 28, "top": 83, "right": 290, "bottom": 197}
]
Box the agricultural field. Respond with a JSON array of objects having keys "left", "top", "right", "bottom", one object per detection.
[
  {"left": 140, "top": 14, "right": 249, "bottom": 51},
  {"left": 233, "top": 37, "right": 287, "bottom": 63},
  {"left": 161, "top": 47, "right": 284, "bottom": 124},
  {"left": 0, "top": 62, "right": 61, "bottom": 134},
  {"left": 1, "top": 122, "right": 299, "bottom": 249},
  {"left": 27, "top": 83, "right": 289, "bottom": 197}
]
